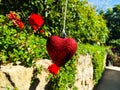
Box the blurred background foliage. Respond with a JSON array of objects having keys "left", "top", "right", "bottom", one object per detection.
[
  {"left": 103, "top": 5, "right": 120, "bottom": 66},
  {"left": 0, "top": 0, "right": 109, "bottom": 44}
]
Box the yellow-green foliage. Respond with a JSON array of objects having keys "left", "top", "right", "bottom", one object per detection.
[
  {"left": 0, "top": 0, "right": 109, "bottom": 45},
  {"left": 0, "top": 15, "right": 48, "bottom": 66},
  {"left": 78, "top": 44, "right": 106, "bottom": 84}
]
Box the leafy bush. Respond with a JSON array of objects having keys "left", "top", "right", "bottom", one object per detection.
[
  {"left": 108, "top": 39, "right": 120, "bottom": 53},
  {"left": 106, "top": 40, "right": 120, "bottom": 66},
  {"left": 0, "top": 15, "right": 48, "bottom": 66},
  {"left": 0, "top": 0, "right": 109, "bottom": 45},
  {"left": 65, "top": 0, "right": 109, "bottom": 44}
]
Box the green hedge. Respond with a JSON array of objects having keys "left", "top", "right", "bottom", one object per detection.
[{"left": 78, "top": 44, "right": 106, "bottom": 84}]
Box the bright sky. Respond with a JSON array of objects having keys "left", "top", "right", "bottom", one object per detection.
[{"left": 87, "top": 0, "right": 120, "bottom": 10}]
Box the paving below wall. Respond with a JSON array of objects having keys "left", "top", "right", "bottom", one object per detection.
[{"left": 0, "top": 55, "right": 94, "bottom": 90}]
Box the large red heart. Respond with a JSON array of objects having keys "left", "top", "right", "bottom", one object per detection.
[{"left": 46, "top": 35, "right": 77, "bottom": 67}]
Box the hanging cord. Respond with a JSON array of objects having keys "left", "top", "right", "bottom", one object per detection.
[{"left": 61, "top": 0, "right": 68, "bottom": 38}]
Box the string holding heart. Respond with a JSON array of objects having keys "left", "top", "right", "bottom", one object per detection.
[
  {"left": 61, "top": 0, "right": 68, "bottom": 38},
  {"left": 47, "top": 0, "right": 77, "bottom": 75}
]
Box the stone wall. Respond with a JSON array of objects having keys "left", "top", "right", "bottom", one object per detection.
[
  {"left": 74, "top": 54, "right": 94, "bottom": 90},
  {"left": 0, "top": 55, "right": 94, "bottom": 90}
]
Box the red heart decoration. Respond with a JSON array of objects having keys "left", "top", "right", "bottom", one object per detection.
[{"left": 46, "top": 36, "right": 77, "bottom": 67}]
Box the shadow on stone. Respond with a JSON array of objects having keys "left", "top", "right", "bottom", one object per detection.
[
  {"left": 29, "top": 78, "right": 40, "bottom": 90},
  {"left": 4, "top": 72, "right": 16, "bottom": 88},
  {"left": 44, "top": 79, "right": 53, "bottom": 90},
  {"left": 29, "top": 67, "right": 40, "bottom": 90}
]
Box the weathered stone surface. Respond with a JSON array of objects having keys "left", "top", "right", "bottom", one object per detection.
[
  {"left": 0, "top": 59, "right": 52, "bottom": 90},
  {"left": 0, "top": 65, "right": 33, "bottom": 90},
  {"left": 74, "top": 54, "right": 94, "bottom": 90},
  {"left": 34, "top": 59, "right": 52, "bottom": 90},
  {"left": 0, "top": 56, "right": 94, "bottom": 90}
]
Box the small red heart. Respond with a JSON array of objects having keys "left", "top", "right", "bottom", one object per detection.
[{"left": 46, "top": 36, "right": 77, "bottom": 67}]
